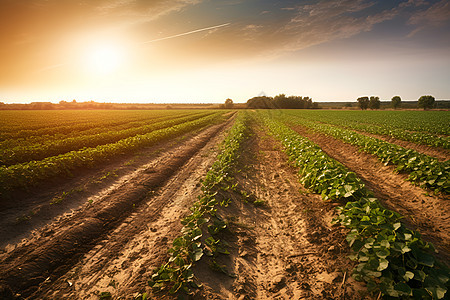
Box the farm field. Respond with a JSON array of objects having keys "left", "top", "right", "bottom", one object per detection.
[{"left": 0, "top": 109, "right": 448, "bottom": 299}]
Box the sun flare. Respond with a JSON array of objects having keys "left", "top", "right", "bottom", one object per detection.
[{"left": 84, "top": 43, "right": 125, "bottom": 75}]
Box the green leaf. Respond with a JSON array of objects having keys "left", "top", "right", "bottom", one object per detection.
[
  {"left": 378, "top": 258, "right": 389, "bottom": 271},
  {"left": 436, "top": 272, "right": 449, "bottom": 285},
  {"left": 401, "top": 244, "right": 411, "bottom": 254},
  {"left": 344, "top": 184, "right": 355, "bottom": 197},
  {"left": 380, "top": 240, "right": 390, "bottom": 248},
  {"left": 406, "top": 257, "right": 418, "bottom": 269},
  {"left": 169, "top": 281, "right": 182, "bottom": 294},
  {"left": 404, "top": 271, "right": 414, "bottom": 281},
  {"left": 426, "top": 287, "right": 448, "bottom": 300},
  {"left": 412, "top": 288, "right": 429, "bottom": 299},
  {"left": 394, "top": 282, "right": 412, "bottom": 296},
  {"left": 376, "top": 249, "right": 390, "bottom": 259},
  {"left": 190, "top": 248, "right": 203, "bottom": 262},
  {"left": 416, "top": 251, "right": 435, "bottom": 267},
  {"left": 361, "top": 216, "right": 370, "bottom": 222},
  {"left": 436, "top": 287, "right": 447, "bottom": 299},
  {"left": 191, "top": 228, "right": 202, "bottom": 241},
  {"left": 413, "top": 270, "right": 426, "bottom": 282}
]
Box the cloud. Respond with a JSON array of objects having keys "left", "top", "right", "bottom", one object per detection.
[
  {"left": 233, "top": 0, "right": 448, "bottom": 58},
  {"left": 246, "top": 0, "right": 398, "bottom": 55},
  {"left": 398, "top": 0, "right": 428, "bottom": 9},
  {"left": 97, "top": 0, "right": 202, "bottom": 21},
  {"left": 407, "top": 0, "right": 450, "bottom": 36}
]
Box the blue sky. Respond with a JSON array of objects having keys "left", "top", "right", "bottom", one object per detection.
[{"left": 0, "top": 0, "right": 449, "bottom": 103}]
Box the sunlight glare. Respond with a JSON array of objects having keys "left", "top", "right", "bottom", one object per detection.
[{"left": 84, "top": 43, "right": 125, "bottom": 75}]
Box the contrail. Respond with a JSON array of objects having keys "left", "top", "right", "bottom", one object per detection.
[
  {"left": 142, "top": 22, "right": 231, "bottom": 44},
  {"left": 35, "top": 63, "right": 68, "bottom": 74}
]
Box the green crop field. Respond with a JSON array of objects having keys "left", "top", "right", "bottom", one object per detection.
[
  {"left": 0, "top": 110, "right": 224, "bottom": 194},
  {"left": 0, "top": 109, "right": 448, "bottom": 299}
]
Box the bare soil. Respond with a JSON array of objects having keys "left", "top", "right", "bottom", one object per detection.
[
  {"left": 0, "top": 119, "right": 234, "bottom": 299},
  {"left": 0, "top": 128, "right": 209, "bottom": 249},
  {"left": 189, "top": 123, "right": 371, "bottom": 299},
  {"left": 291, "top": 125, "right": 450, "bottom": 264},
  {"left": 0, "top": 117, "right": 376, "bottom": 300}
]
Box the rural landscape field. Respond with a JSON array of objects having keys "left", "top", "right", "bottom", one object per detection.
[
  {"left": 2, "top": 0, "right": 450, "bottom": 299},
  {"left": 0, "top": 109, "right": 448, "bottom": 299}
]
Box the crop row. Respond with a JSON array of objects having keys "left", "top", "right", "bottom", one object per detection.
[
  {"left": 286, "top": 111, "right": 449, "bottom": 149},
  {"left": 150, "top": 111, "right": 249, "bottom": 294},
  {"left": 0, "top": 110, "right": 197, "bottom": 141},
  {"left": 283, "top": 115, "right": 449, "bottom": 194},
  {"left": 0, "top": 110, "right": 193, "bottom": 150},
  {"left": 0, "top": 112, "right": 224, "bottom": 196},
  {"left": 0, "top": 111, "right": 214, "bottom": 166},
  {"left": 259, "top": 112, "right": 449, "bottom": 299},
  {"left": 285, "top": 110, "right": 450, "bottom": 136},
  {"left": 0, "top": 109, "right": 173, "bottom": 133}
]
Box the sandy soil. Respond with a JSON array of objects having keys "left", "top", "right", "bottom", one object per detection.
[
  {"left": 0, "top": 129, "right": 208, "bottom": 249},
  {"left": 4, "top": 114, "right": 444, "bottom": 299},
  {"left": 291, "top": 125, "right": 450, "bottom": 264},
  {"left": 187, "top": 122, "right": 371, "bottom": 299},
  {"left": 0, "top": 118, "right": 234, "bottom": 299}
]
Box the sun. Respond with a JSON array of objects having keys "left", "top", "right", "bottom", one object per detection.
[{"left": 84, "top": 43, "right": 125, "bottom": 75}]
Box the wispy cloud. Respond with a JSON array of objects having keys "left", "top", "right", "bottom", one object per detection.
[
  {"left": 235, "top": 0, "right": 442, "bottom": 57},
  {"left": 97, "top": 0, "right": 203, "bottom": 21},
  {"left": 407, "top": 0, "right": 450, "bottom": 36},
  {"left": 276, "top": 0, "right": 391, "bottom": 52}
]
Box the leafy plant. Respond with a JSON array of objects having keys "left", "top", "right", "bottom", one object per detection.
[
  {"left": 282, "top": 114, "right": 449, "bottom": 194},
  {"left": 258, "top": 111, "right": 449, "bottom": 299},
  {"left": 0, "top": 112, "right": 225, "bottom": 196},
  {"left": 0, "top": 111, "right": 214, "bottom": 166},
  {"left": 149, "top": 112, "right": 249, "bottom": 294}
]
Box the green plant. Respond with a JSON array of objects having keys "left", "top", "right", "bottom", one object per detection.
[
  {"left": 282, "top": 113, "right": 449, "bottom": 194},
  {"left": 258, "top": 111, "right": 449, "bottom": 299},
  {"left": 0, "top": 112, "right": 224, "bottom": 195},
  {"left": 149, "top": 112, "right": 250, "bottom": 294}
]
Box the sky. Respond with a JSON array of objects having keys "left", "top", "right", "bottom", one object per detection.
[{"left": 1, "top": 0, "right": 449, "bottom": 104}]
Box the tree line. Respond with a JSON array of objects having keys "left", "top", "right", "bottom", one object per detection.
[
  {"left": 246, "top": 94, "right": 318, "bottom": 109},
  {"left": 357, "top": 95, "right": 436, "bottom": 110}
]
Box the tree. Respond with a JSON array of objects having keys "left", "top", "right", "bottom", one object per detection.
[
  {"left": 368, "top": 96, "right": 380, "bottom": 110},
  {"left": 357, "top": 96, "right": 369, "bottom": 110},
  {"left": 391, "top": 96, "right": 401, "bottom": 109},
  {"left": 246, "top": 94, "right": 315, "bottom": 109},
  {"left": 224, "top": 98, "right": 234, "bottom": 109},
  {"left": 418, "top": 95, "right": 435, "bottom": 110},
  {"left": 247, "top": 96, "right": 274, "bottom": 109}
]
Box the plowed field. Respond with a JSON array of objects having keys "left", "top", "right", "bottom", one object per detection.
[{"left": 0, "top": 109, "right": 448, "bottom": 299}]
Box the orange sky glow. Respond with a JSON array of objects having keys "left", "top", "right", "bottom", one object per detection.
[{"left": 1, "top": 0, "right": 449, "bottom": 103}]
